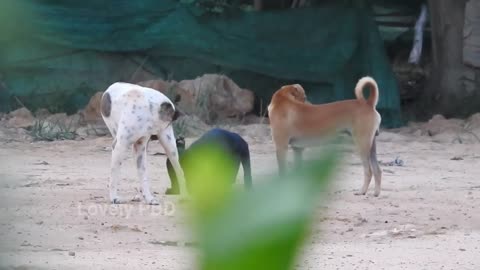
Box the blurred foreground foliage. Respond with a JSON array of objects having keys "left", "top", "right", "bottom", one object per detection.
[{"left": 183, "top": 141, "right": 340, "bottom": 270}]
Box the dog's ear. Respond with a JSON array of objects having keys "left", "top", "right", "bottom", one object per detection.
[
  {"left": 287, "top": 84, "right": 307, "bottom": 103},
  {"left": 159, "top": 102, "right": 176, "bottom": 122},
  {"left": 174, "top": 94, "right": 181, "bottom": 104},
  {"left": 172, "top": 109, "right": 184, "bottom": 121},
  {"left": 160, "top": 102, "right": 185, "bottom": 122},
  {"left": 170, "top": 95, "right": 184, "bottom": 122}
]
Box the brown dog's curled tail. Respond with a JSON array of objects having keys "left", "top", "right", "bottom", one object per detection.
[{"left": 354, "top": 76, "right": 379, "bottom": 108}]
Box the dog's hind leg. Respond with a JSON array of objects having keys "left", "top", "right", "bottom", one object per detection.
[
  {"left": 109, "top": 137, "right": 129, "bottom": 204},
  {"left": 133, "top": 136, "right": 158, "bottom": 205},
  {"left": 355, "top": 154, "right": 372, "bottom": 196},
  {"left": 370, "top": 137, "right": 382, "bottom": 197},
  {"left": 353, "top": 131, "right": 374, "bottom": 196},
  {"left": 293, "top": 147, "right": 304, "bottom": 170},
  {"left": 289, "top": 138, "right": 304, "bottom": 169}
]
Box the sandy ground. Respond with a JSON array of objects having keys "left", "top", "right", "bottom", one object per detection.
[{"left": 0, "top": 123, "right": 480, "bottom": 270}]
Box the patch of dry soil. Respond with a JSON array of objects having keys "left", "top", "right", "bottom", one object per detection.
[{"left": 0, "top": 122, "right": 479, "bottom": 269}]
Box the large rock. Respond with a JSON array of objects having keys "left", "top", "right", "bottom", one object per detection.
[
  {"left": 173, "top": 115, "right": 210, "bottom": 137},
  {"left": 419, "top": 114, "right": 465, "bottom": 136},
  {"left": 79, "top": 91, "right": 104, "bottom": 125},
  {"left": 34, "top": 108, "right": 51, "bottom": 120},
  {"left": 137, "top": 80, "right": 196, "bottom": 115},
  {"left": 400, "top": 114, "right": 480, "bottom": 144},
  {"left": 136, "top": 79, "right": 172, "bottom": 93},
  {"left": 77, "top": 91, "right": 111, "bottom": 138},
  {"left": 465, "top": 113, "right": 480, "bottom": 133},
  {"left": 228, "top": 124, "right": 271, "bottom": 139},
  {"left": 138, "top": 74, "right": 255, "bottom": 124},
  {"left": 6, "top": 107, "right": 35, "bottom": 128},
  {"left": 177, "top": 74, "right": 254, "bottom": 123},
  {"left": 464, "top": 113, "right": 480, "bottom": 143},
  {"left": 43, "top": 113, "right": 82, "bottom": 128}
]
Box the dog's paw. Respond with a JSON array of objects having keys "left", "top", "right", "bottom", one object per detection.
[
  {"left": 111, "top": 197, "right": 126, "bottom": 204},
  {"left": 354, "top": 191, "right": 366, "bottom": 196},
  {"left": 178, "top": 194, "right": 191, "bottom": 204},
  {"left": 131, "top": 194, "right": 142, "bottom": 202},
  {"left": 165, "top": 187, "right": 180, "bottom": 195},
  {"left": 178, "top": 198, "right": 190, "bottom": 204},
  {"left": 143, "top": 194, "right": 160, "bottom": 205},
  {"left": 147, "top": 198, "right": 160, "bottom": 205}
]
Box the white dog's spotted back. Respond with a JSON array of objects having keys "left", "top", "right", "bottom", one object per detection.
[
  {"left": 102, "top": 82, "right": 176, "bottom": 144},
  {"left": 101, "top": 82, "right": 187, "bottom": 205}
]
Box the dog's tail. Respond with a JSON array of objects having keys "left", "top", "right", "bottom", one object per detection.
[{"left": 354, "top": 76, "right": 379, "bottom": 108}]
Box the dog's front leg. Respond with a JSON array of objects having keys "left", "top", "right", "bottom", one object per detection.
[
  {"left": 240, "top": 148, "right": 253, "bottom": 190},
  {"left": 159, "top": 126, "right": 189, "bottom": 198},
  {"left": 133, "top": 137, "right": 159, "bottom": 205},
  {"left": 165, "top": 159, "right": 180, "bottom": 195},
  {"left": 353, "top": 135, "right": 374, "bottom": 196},
  {"left": 370, "top": 138, "right": 382, "bottom": 197},
  {"left": 272, "top": 131, "right": 289, "bottom": 176},
  {"left": 355, "top": 156, "right": 373, "bottom": 196}
]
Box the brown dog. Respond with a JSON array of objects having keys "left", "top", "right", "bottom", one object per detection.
[{"left": 268, "top": 77, "right": 382, "bottom": 196}]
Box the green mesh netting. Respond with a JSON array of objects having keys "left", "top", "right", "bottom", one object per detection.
[{"left": 0, "top": 0, "right": 403, "bottom": 127}]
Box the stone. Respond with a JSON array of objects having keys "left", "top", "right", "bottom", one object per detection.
[
  {"left": 79, "top": 91, "right": 104, "bottom": 125},
  {"left": 7, "top": 107, "right": 35, "bottom": 128}
]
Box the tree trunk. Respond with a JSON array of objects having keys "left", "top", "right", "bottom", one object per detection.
[
  {"left": 425, "top": 0, "right": 468, "bottom": 117},
  {"left": 254, "top": 0, "right": 262, "bottom": 11}
]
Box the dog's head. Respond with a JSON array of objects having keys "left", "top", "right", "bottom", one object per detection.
[{"left": 280, "top": 84, "right": 307, "bottom": 103}]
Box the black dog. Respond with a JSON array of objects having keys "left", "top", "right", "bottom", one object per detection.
[{"left": 166, "top": 128, "right": 253, "bottom": 194}]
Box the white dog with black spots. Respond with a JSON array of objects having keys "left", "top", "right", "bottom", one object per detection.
[{"left": 101, "top": 82, "right": 187, "bottom": 205}]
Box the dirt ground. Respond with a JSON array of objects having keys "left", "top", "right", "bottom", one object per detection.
[{"left": 1, "top": 120, "right": 480, "bottom": 270}]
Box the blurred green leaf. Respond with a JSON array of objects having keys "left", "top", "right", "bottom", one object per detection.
[
  {"left": 182, "top": 142, "right": 237, "bottom": 218},
  {"left": 188, "top": 143, "right": 340, "bottom": 270}
]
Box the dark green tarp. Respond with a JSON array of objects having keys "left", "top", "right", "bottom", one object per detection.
[{"left": 0, "top": 0, "right": 403, "bottom": 127}]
